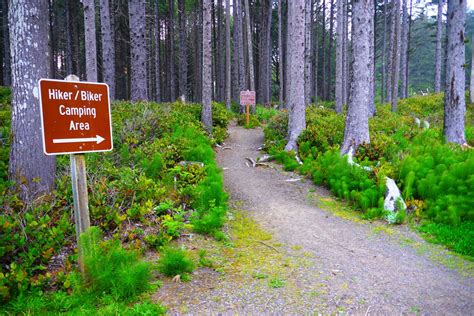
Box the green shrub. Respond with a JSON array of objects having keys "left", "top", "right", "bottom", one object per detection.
[
  {"left": 157, "top": 247, "right": 195, "bottom": 277},
  {"left": 80, "top": 227, "right": 152, "bottom": 299}
]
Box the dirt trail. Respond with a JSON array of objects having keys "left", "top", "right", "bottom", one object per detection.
[{"left": 156, "top": 124, "right": 473, "bottom": 314}]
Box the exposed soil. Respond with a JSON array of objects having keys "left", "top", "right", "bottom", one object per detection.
[{"left": 155, "top": 123, "right": 474, "bottom": 315}]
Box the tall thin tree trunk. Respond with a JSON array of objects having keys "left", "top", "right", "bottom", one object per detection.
[
  {"left": 321, "top": 0, "right": 327, "bottom": 100},
  {"left": 236, "top": 0, "right": 246, "bottom": 93},
  {"left": 129, "top": 0, "right": 147, "bottom": 101},
  {"left": 244, "top": 0, "right": 255, "bottom": 92},
  {"left": 335, "top": 0, "right": 344, "bottom": 113},
  {"left": 285, "top": 0, "right": 306, "bottom": 152},
  {"left": 100, "top": 0, "right": 115, "bottom": 99},
  {"left": 2, "top": 0, "right": 10, "bottom": 86},
  {"left": 9, "top": 0, "right": 56, "bottom": 199},
  {"left": 386, "top": 0, "right": 393, "bottom": 103},
  {"left": 313, "top": 0, "right": 319, "bottom": 104},
  {"left": 399, "top": 0, "right": 408, "bottom": 99},
  {"left": 305, "top": 0, "right": 312, "bottom": 106},
  {"left": 278, "top": 0, "right": 284, "bottom": 105},
  {"left": 65, "top": 0, "right": 73, "bottom": 76},
  {"left": 327, "top": 0, "right": 335, "bottom": 100},
  {"left": 202, "top": 0, "right": 213, "bottom": 131},
  {"left": 471, "top": 34, "right": 474, "bottom": 104},
  {"left": 434, "top": 0, "right": 444, "bottom": 93},
  {"left": 381, "top": 0, "right": 387, "bottom": 102},
  {"left": 404, "top": 0, "right": 412, "bottom": 98},
  {"left": 225, "top": 0, "right": 231, "bottom": 109},
  {"left": 49, "top": 1, "right": 56, "bottom": 79},
  {"left": 444, "top": 0, "right": 466, "bottom": 144},
  {"left": 83, "top": 0, "right": 97, "bottom": 81},
  {"left": 168, "top": 0, "right": 176, "bottom": 101},
  {"left": 178, "top": 0, "right": 187, "bottom": 100},
  {"left": 265, "top": 0, "right": 272, "bottom": 104},
  {"left": 342, "top": 0, "right": 348, "bottom": 105},
  {"left": 155, "top": 1, "right": 161, "bottom": 103},
  {"left": 390, "top": 0, "right": 401, "bottom": 111},
  {"left": 368, "top": 0, "right": 375, "bottom": 116},
  {"left": 341, "top": 0, "right": 372, "bottom": 154}
]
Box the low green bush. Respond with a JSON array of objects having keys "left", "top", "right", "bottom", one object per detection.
[
  {"left": 157, "top": 247, "right": 195, "bottom": 277},
  {"left": 80, "top": 227, "right": 152, "bottom": 300}
]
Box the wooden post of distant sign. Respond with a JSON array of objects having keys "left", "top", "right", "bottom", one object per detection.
[
  {"left": 240, "top": 90, "right": 256, "bottom": 126},
  {"left": 66, "top": 74, "right": 90, "bottom": 276}
]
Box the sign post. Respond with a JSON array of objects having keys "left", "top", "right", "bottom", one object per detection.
[
  {"left": 39, "top": 76, "right": 112, "bottom": 275},
  {"left": 240, "top": 90, "right": 256, "bottom": 126}
]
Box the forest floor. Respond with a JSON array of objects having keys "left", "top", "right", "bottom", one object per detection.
[{"left": 154, "top": 123, "right": 474, "bottom": 314}]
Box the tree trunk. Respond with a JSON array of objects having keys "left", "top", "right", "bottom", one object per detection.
[
  {"left": 155, "top": 1, "right": 161, "bottom": 103},
  {"left": 236, "top": 0, "right": 246, "bottom": 93},
  {"left": 202, "top": 0, "right": 213, "bottom": 131},
  {"left": 168, "top": 0, "right": 176, "bottom": 101},
  {"left": 341, "top": 0, "right": 372, "bottom": 154},
  {"left": 177, "top": 0, "right": 187, "bottom": 100},
  {"left": 404, "top": 0, "right": 412, "bottom": 98},
  {"left": 1, "top": 0, "right": 9, "bottom": 86},
  {"left": 386, "top": 0, "right": 394, "bottom": 103},
  {"left": 278, "top": 0, "right": 284, "bottom": 105},
  {"left": 83, "top": 0, "right": 97, "bottom": 81},
  {"left": 342, "top": 0, "right": 348, "bottom": 105},
  {"left": 321, "top": 0, "right": 326, "bottom": 100},
  {"left": 335, "top": 0, "right": 344, "bottom": 113},
  {"left": 129, "top": 0, "right": 148, "bottom": 101},
  {"left": 285, "top": 0, "right": 306, "bottom": 152},
  {"left": 326, "top": 0, "right": 335, "bottom": 100},
  {"left": 471, "top": 34, "right": 474, "bottom": 104},
  {"left": 313, "top": 0, "right": 319, "bottom": 104},
  {"left": 49, "top": 1, "right": 56, "bottom": 79},
  {"left": 304, "top": 0, "right": 312, "bottom": 106},
  {"left": 390, "top": 0, "right": 401, "bottom": 112},
  {"left": 65, "top": 0, "right": 73, "bottom": 76},
  {"left": 195, "top": 0, "right": 203, "bottom": 103},
  {"left": 434, "top": 0, "right": 444, "bottom": 93},
  {"left": 368, "top": 0, "right": 375, "bottom": 116},
  {"left": 381, "top": 0, "right": 387, "bottom": 102},
  {"left": 243, "top": 0, "right": 255, "bottom": 92},
  {"left": 225, "top": 0, "right": 231, "bottom": 109},
  {"left": 399, "top": 0, "right": 408, "bottom": 99},
  {"left": 9, "top": 0, "right": 56, "bottom": 199},
  {"left": 100, "top": 0, "right": 115, "bottom": 99},
  {"left": 444, "top": 0, "right": 466, "bottom": 144}
]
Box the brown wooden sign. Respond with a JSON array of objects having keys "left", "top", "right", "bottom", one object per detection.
[
  {"left": 240, "top": 90, "right": 256, "bottom": 106},
  {"left": 39, "top": 79, "right": 113, "bottom": 155}
]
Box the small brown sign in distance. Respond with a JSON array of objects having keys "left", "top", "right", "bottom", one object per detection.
[
  {"left": 240, "top": 90, "right": 256, "bottom": 106},
  {"left": 39, "top": 79, "right": 113, "bottom": 155}
]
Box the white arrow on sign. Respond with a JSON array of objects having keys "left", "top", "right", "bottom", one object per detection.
[{"left": 53, "top": 135, "right": 105, "bottom": 144}]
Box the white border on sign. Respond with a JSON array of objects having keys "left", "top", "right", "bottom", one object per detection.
[{"left": 38, "top": 78, "right": 114, "bottom": 156}]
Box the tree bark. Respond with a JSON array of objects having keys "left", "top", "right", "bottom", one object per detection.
[
  {"left": 1, "top": 0, "right": 10, "bottom": 86},
  {"left": 9, "top": 0, "right": 56, "bottom": 199},
  {"left": 390, "top": 0, "right": 401, "bottom": 111},
  {"left": 471, "top": 34, "right": 474, "bottom": 104},
  {"left": 155, "top": 1, "right": 161, "bottom": 103},
  {"left": 321, "top": 0, "right": 326, "bottom": 100},
  {"left": 341, "top": 0, "right": 372, "bottom": 154},
  {"left": 129, "top": 0, "right": 148, "bottom": 101},
  {"left": 326, "top": 0, "right": 335, "bottom": 100},
  {"left": 381, "top": 0, "right": 387, "bottom": 102},
  {"left": 386, "top": 0, "right": 393, "bottom": 103},
  {"left": 304, "top": 0, "right": 312, "bottom": 106},
  {"left": 83, "top": 0, "right": 97, "bottom": 81},
  {"left": 444, "top": 0, "right": 466, "bottom": 144},
  {"left": 178, "top": 0, "right": 187, "bottom": 100},
  {"left": 243, "top": 0, "right": 255, "bottom": 92},
  {"left": 202, "top": 0, "right": 213, "bottom": 131},
  {"left": 285, "top": 0, "right": 306, "bottom": 152},
  {"left": 278, "top": 0, "right": 284, "bottom": 105},
  {"left": 368, "top": 0, "right": 375, "bottom": 116},
  {"left": 168, "top": 0, "right": 176, "bottom": 101},
  {"left": 399, "top": 0, "right": 408, "bottom": 99},
  {"left": 236, "top": 0, "right": 246, "bottom": 93},
  {"left": 100, "top": 0, "right": 115, "bottom": 99},
  {"left": 225, "top": 0, "right": 231, "bottom": 109},
  {"left": 342, "top": 0, "right": 348, "bottom": 105},
  {"left": 434, "top": 0, "right": 444, "bottom": 93},
  {"left": 335, "top": 0, "right": 344, "bottom": 113}
]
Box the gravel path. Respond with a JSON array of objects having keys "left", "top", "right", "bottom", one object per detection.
[{"left": 156, "top": 124, "right": 474, "bottom": 315}]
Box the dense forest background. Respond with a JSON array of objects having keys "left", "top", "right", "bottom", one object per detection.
[{"left": 1, "top": 0, "right": 473, "bottom": 103}]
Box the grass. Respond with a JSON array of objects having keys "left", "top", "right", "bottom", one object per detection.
[{"left": 417, "top": 222, "right": 474, "bottom": 258}]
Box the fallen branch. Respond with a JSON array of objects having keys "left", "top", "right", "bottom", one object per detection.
[{"left": 252, "top": 239, "right": 281, "bottom": 253}]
